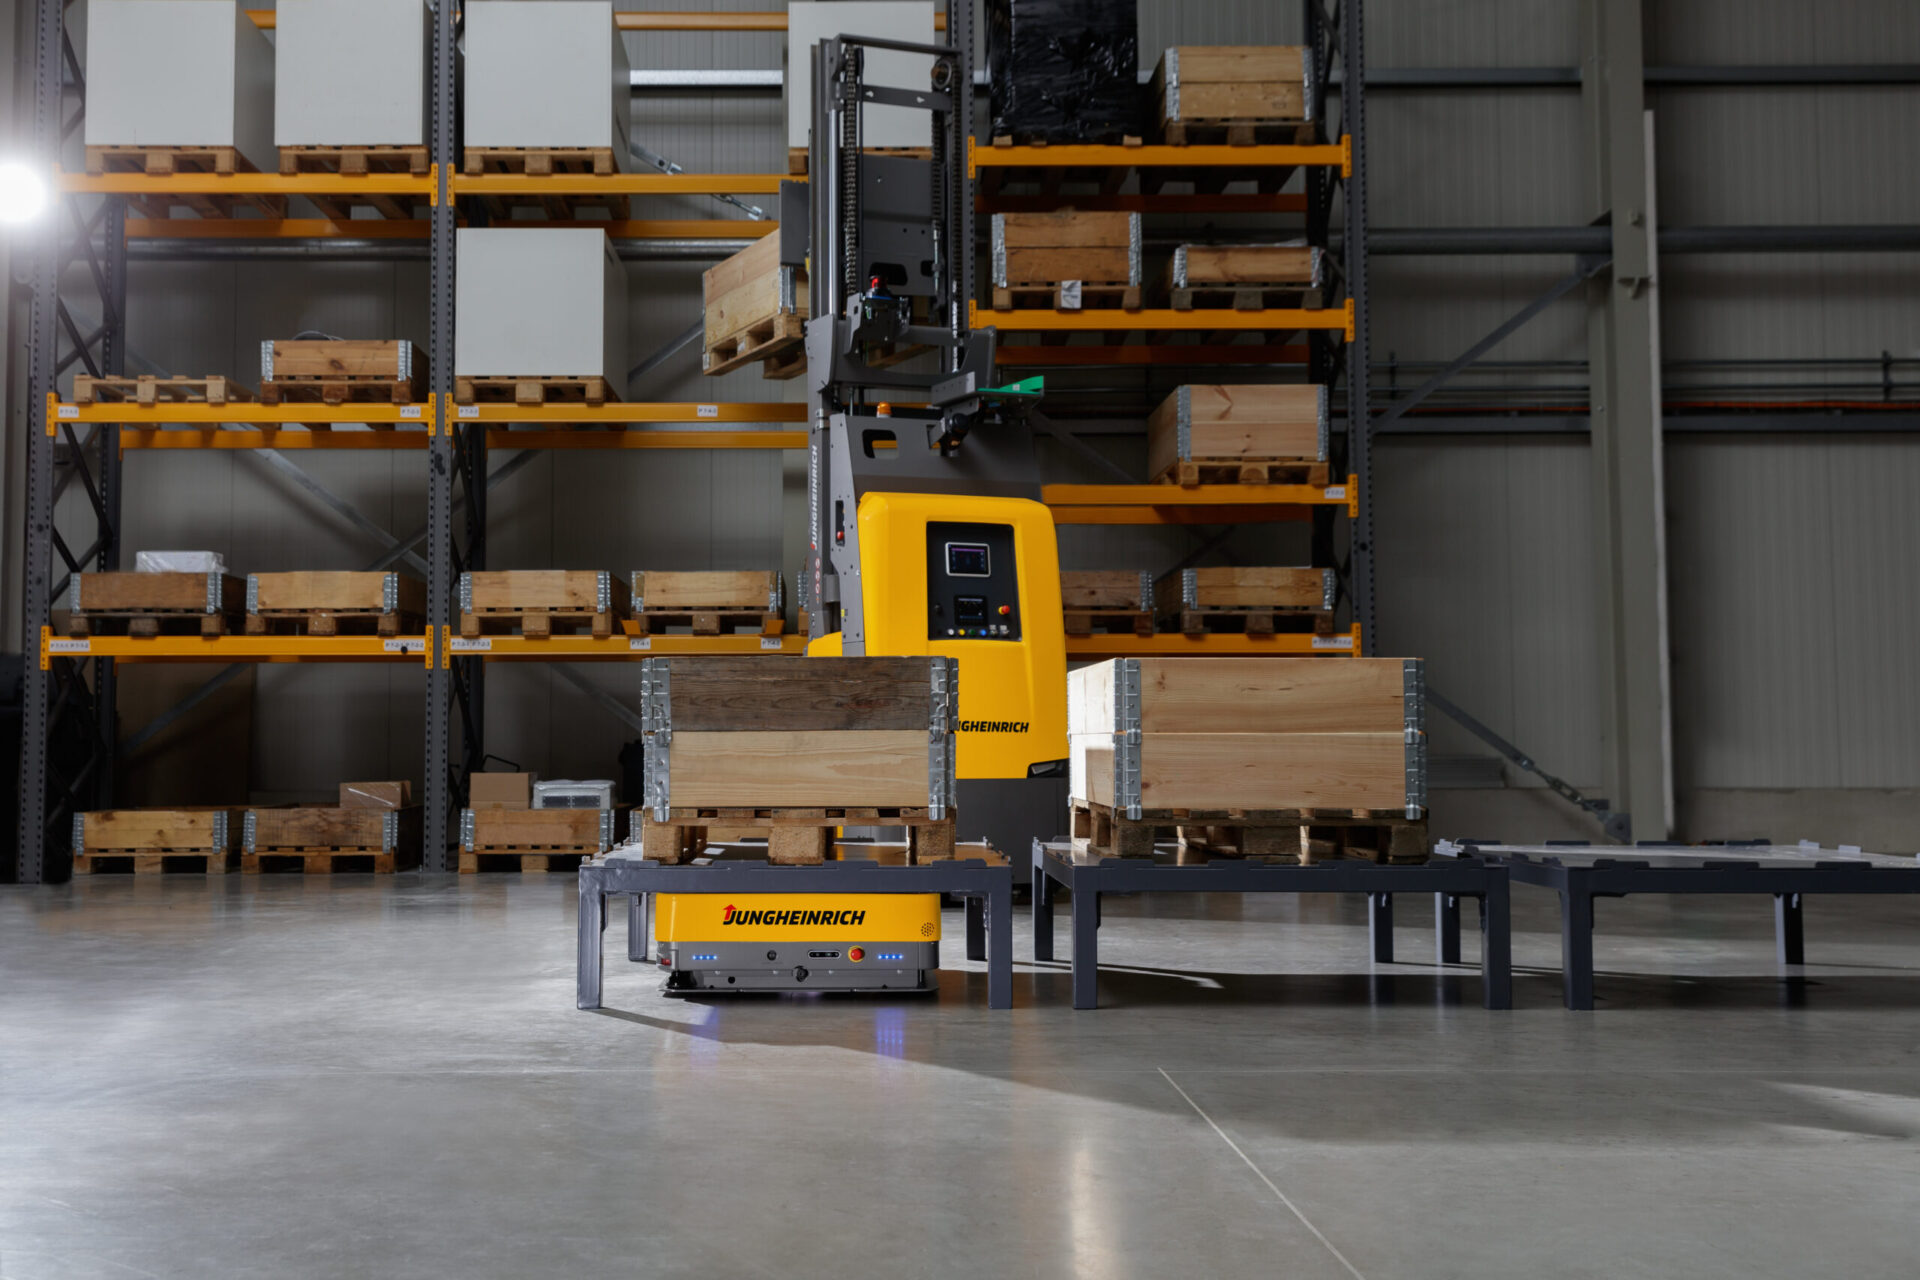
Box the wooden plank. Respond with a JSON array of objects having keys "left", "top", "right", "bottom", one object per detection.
[
  {"left": 656, "top": 656, "right": 939, "bottom": 732},
  {"left": 1069, "top": 657, "right": 1408, "bottom": 734},
  {"left": 249, "top": 571, "right": 426, "bottom": 616},
  {"left": 632, "top": 570, "right": 780, "bottom": 612},
  {"left": 1167, "top": 47, "right": 1308, "bottom": 85},
  {"left": 994, "top": 211, "right": 1136, "bottom": 249},
  {"left": 1156, "top": 567, "right": 1326, "bottom": 613},
  {"left": 996, "top": 247, "right": 1135, "bottom": 289},
  {"left": 463, "top": 570, "right": 629, "bottom": 615},
  {"left": 1060, "top": 570, "right": 1151, "bottom": 611},
  {"left": 1175, "top": 245, "right": 1317, "bottom": 287},
  {"left": 79, "top": 808, "right": 235, "bottom": 852},
  {"left": 265, "top": 339, "right": 418, "bottom": 381},
  {"left": 249, "top": 806, "right": 421, "bottom": 852},
  {"left": 1146, "top": 384, "right": 1325, "bottom": 482},
  {"left": 665, "top": 730, "right": 932, "bottom": 807},
  {"left": 1071, "top": 731, "right": 1406, "bottom": 810},
  {"left": 73, "top": 572, "right": 245, "bottom": 614}
]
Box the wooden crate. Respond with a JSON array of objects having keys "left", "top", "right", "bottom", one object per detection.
[
  {"left": 1166, "top": 243, "right": 1324, "bottom": 310},
  {"left": 460, "top": 807, "right": 618, "bottom": 873},
  {"left": 72, "top": 374, "right": 252, "bottom": 406},
  {"left": 246, "top": 571, "right": 427, "bottom": 637},
  {"left": 243, "top": 806, "right": 423, "bottom": 873},
  {"left": 458, "top": 570, "right": 631, "bottom": 640},
  {"left": 1152, "top": 46, "right": 1313, "bottom": 145},
  {"left": 1155, "top": 567, "right": 1336, "bottom": 636},
  {"left": 990, "top": 212, "right": 1141, "bottom": 310},
  {"left": 1147, "top": 385, "right": 1330, "bottom": 487},
  {"left": 69, "top": 571, "right": 246, "bottom": 638},
  {"left": 1061, "top": 570, "right": 1156, "bottom": 638},
  {"left": 259, "top": 339, "right": 428, "bottom": 406},
  {"left": 72, "top": 808, "right": 241, "bottom": 874},
  {"left": 634, "top": 655, "right": 958, "bottom": 865},
  {"left": 631, "top": 570, "right": 784, "bottom": 636},
  {"left": 702, "top": 232, "right": 809, "bottom": 379},
  {"left": 1068, "top": 657, "right": 1425, "bottom": 859}
]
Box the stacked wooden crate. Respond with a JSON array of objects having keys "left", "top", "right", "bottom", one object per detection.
[
  {"left": 461, "top": 772, "right": 622, "bottom": 872},
  {"left": 702, "top": 232, "right": 808, "bottom": 378},
  {"left": 1156, "top": 567, "right": 1337, "bottom": 636},
  {"left": 459, "top": 570, "right": 631, "bottom": 640},
  {"left": 631, "top": 570, "right": 784, "bottom": 637},
  {"left": 244, "top": 782, "right": 422, "bottom": 873},
  {"left": 1151, "top": 46, "right": 1314, "bottom": 145},
  {"left": 1068, "top": 657, "right": 1426, "bottom": 863},
  {"left": 68, "top": 571, "right": 247, "bottom": 638},
  {"left": 1148, "top": 385, "right": 1330, "bottom": 487},
  {"left": 634, "top": 656, "right": 958, "bottom": 866},
  {"left": 259, "top": 340, "right": 427, "bottom": 407},
  {"left": 1164, "top": 242, "right": 1324, "bottom": 311},
  {"left": 247, "top": 572, "right": 426, "bottom": 637},
  {"left": 71, "top": 808, "right": 242, "bottom": 875},
  {"left": 991, "top": 212, "right": 1141, "bottom": 311}
]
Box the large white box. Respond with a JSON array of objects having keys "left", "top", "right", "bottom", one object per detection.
[
  {"left": 85, "top": 0, "right": 275, "bottom": 170},
  {"left": 274, "top": 0, "right": 430, "bottom": 148},
  {"left": 464, "top": 0, "right": 632, "bottom": 169},
  {"left": 455, "top": 229, "right": 628, "bottom": 380},
  {"left": 787, "top": 2, "right": 935, "bottom": 151}
]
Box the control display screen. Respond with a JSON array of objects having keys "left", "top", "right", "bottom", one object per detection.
[
  {"left": 953, "top": 596, "right": 989, "bottom": 627},
  {"left": 946, "top": 543, "right": 990, "bottom": 577}
]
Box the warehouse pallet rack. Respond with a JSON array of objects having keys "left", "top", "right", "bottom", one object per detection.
[
  {"left": 1438, "top": 841, "right": 1920, "bottom": 1010},
  {"left": 16, "top": 2, "right": 1377, "bottom": 882},
  {"left": 577, "top": 847, "right": 1015, "bottom": 1011},
  {"left": 1031, "top": 840, "right": 1511, "bottom": 1010}
]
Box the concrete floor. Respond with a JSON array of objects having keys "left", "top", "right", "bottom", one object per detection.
[{"left": 6, "top": 877, "right": 1920, "bottom": 1279}]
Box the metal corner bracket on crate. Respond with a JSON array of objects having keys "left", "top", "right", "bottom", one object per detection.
[
  {"left": 460, "top": 809, "right": 476, "bottom": 853},
  {"left": 641, "top": 658, "right": 672, "bottom": 821},
  {"left": 1403, "top": 658, "right": 1427, "bottom": 820},
  {"left": 1110, "top": 657, "right": 1144, "bottom": 820},
  {"left": 242, "top": 810, "right": 257, "bottom": 854},
  {"left": 928, "top": 658, "right": 960, "bottom": 818}
]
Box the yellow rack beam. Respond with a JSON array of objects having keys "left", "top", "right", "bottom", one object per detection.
[
  {"left": 443, "top": 627, "right": 806, "bottom": 663},
  {"left": 450, "top": 173, "right": 785, "bottom": 198},
  {"left": 122, "top": 218, "right": 775, "bottom": 241},
  {"left": 52, "top": 394, "right": 428, "bottom": 433},
  {"left": 55, "top": 168, "right": 438, "bottom": 201},
  {"left": 1045, "top": 478, "right": 1357, "bottom": 523},
  {"left": 448, "top": 398, "right": 806, "bottom": 425},
  {"left": 247, "top": 10, "right": 949, "bottom": 32},
  {"left": 481, "top": 430, "right": 807, "bottom": 450},
  {"left": 42, "top": 627, "right": 432, "bottom": 668},
  {"left": 971, "top": 135, "right": 1352, "bottom": 178},
  {"left": 1064, "top": 628, "right": 1361, "bottom": 660},
  {"left": 974, "top": 300, "right": 1355, "bottom": 339},
  {"left": 115, "top": 428, "right": 806, "bottom": 451}
]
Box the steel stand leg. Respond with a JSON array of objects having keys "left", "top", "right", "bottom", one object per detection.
[
  {"left": 1481, "top": 881, "right": 1512, "bottom": 1010},
  {"left": 1032, "top": 846, "right": 1055, "bottom": 962},
  {"left": 1775, "top": 892, "right": 1805, "bottom": 965},
  {"left": 1560, "top": 870, "right": 1596, "bottom": 1010},
  {"left": 987, "top": 879, "right": 1012, "bottom": 1010},
  {"left": 1071, "top": 887, "right": 1100, "bottom": 1010},
  {"left": 577, "top": 875, "right": 606, "bottom": 1010},
  {"left": 966, "top": 895, "right": 987, "bottom": 961},
  {"left": 1436, "top": 892, "right": 1462, "bottom": 964},
  {"left": 1369, "top": 891, "right": 1394, "bottom": 962},
  {"left": 627, "top": 893, "right": 650, "bottom": 962}
]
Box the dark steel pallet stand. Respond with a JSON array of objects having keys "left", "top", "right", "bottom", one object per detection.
[
  {"left": 1031, "top": 840, "right": 1512, "bottom": 1010},
  {"left": 1442, "top": 841, "right": 1920, "bottom": 1010},
  {"left": 578, "top": 851, "right": 1015, "bottom": 1010}
]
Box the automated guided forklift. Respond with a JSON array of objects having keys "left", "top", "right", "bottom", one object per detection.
[{"left": 655, "top": 22, "right": 1067, "bottom": 995}]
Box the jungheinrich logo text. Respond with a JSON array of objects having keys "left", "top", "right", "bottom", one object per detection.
[
  {"left": 721, "top": 904, "right": 867, "bottom": 927},
  {"left": 957, "top": 720, "right": 1029, "bottom": 733}
]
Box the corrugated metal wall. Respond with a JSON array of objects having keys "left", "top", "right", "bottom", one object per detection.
[{"left": 36, "top": 1, "right": 1920, "bottom": 834}]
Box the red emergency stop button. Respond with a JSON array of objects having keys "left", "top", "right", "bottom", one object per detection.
[
  {"left": 848, "top": 947, "right": 865, "bottom": 962},
  {"left": 998, "top": 605, "right": 1011, "bottom": 616}
]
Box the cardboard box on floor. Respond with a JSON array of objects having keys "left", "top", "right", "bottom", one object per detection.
[
  {"left": 339, "top": 781, "right": 413, "bottom": 810},
  {"left": 469, "top": 772, "right": 533, "bottom": 809}
]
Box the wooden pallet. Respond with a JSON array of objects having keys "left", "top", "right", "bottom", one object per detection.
[
  {"left": 72, "top": 374, "right": 253, "bottom": 406},
  {"left": 70, "top": 611, "right": 236, "bottom": 639},
  {"left": 460, "top": 850, "right": 597, "bottom": 873},
  {"left": 453, "top": 376, "right": 616, "bottom": 407},
  {"left": 260, "top": 339, "right": 427, "bottom": 407},
  {"left": 1171, "top": 283, "right": 1325, "bottom": 311},
  {"left": 83, "top": 145, "right": 288, "bottom": 217},
  {"left": 702, "top": 314, "right": 806, "bottom": 379},
  {"left": 633, "top": 611, "right": 784, "bottom": 637},
  {"left": 639, "top": 808, "right": 956, "bottom": 867},
  {"left": 1071, "top": 800, "right": 1427, "bottom": 864},
  {"left": 69, "top": 571, "right": 247, "bottom": 639},
  {"left": 787, "top": 146, "right": 931, "bottom": 176},
  {"left": 991, "top": 283, "right": 1142, "bottom": 312},
  {"left": 1159, "top": 459, "right": 1332, "bottom": 487},
  {"left": 1170, "top": 606, "right": 1336, "bottom": 637},
  {"left": 73, "top": 851, "right": 240, "bottom": 875},
  {"left": 460, "top": 147, "right": 628, "bottom": 218},
  {"left": 277, "top": 145, "right": 430, "bottom": 219},
  {"left": 247, "top": 570, "right": 427, "bottom": 637},
  {"left": 1157, "top": 566, "right": 1336, "bottom": 636},
  {"left": 459, "top": 609, "right": 618, "bottom": 640},
  {"left": 988, "top": 132, "right": 1143, "bottom": 149},
  {"left": 243, "top": 849, "right": 420, "bottom": 874},
  {"left": 703, "top": 234, "right": 809, "bottom": 379},
  {"left": 1162, "top": 119, "right": 1315, "bottom": 147},
  {"left": 1063, "top": 609, "right": 1157, "bottom": 637}
]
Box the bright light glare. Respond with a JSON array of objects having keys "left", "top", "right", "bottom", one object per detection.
[{"left": 0, "top": 161, "right": 49, "bottom": 225}]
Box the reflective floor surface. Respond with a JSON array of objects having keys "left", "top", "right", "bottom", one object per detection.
[{"left": 5, "top": 875, "right": 1920, "bottom": 1279}]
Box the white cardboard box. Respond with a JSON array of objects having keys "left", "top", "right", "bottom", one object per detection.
[
  {"left": 274, "top": 0, "right": 430, "bottom": 148},
  {"left": 464, "top": 0, "right": 632, "bottom": 169},
  {"left": 787, "top": 2, "right": 935, "bottom": 151},
  {"left": 85, "top": 0, "right": 275, "bottom": 170},
  {"left": 455, "top": 229, "right": 629, "bottom": 380}
]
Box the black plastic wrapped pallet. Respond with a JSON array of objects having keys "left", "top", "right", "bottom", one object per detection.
[{"left": 987, "top": 0, "right": 1141, "bottom": 146}]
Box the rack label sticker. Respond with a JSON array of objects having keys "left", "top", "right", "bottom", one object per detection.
[
  {"left": 449, "top": 637, "right": 492, "bottom": 652},
  {"left": 457, "top": 405, "right": 479, "bottom": 419},
  {"left": 629, "top": 637, "right": 652, "bottom": 650},
  {"left": 57, "top": 405, "right": 79, "bottom": 420},
  {"left": 760, "top": 636, "right": 783, "bottom": 650},
  {"left": 48, "top": 638, "right": 89, "bottom": 654},
  {"left": 400, "top": 405, "right": 423, "bottom": 420},
  {"left": 383, "top": 638, "right": 426, "bottom": 653},
  {"left": 696, "top": 404, "right": 719, "bottom": 419},
  {"left": 1323, "top": 486, "right": 1347, "bottom": 500},
  {"left": 1311, "top": 635, "right": 1355, "bottom": 650}
]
